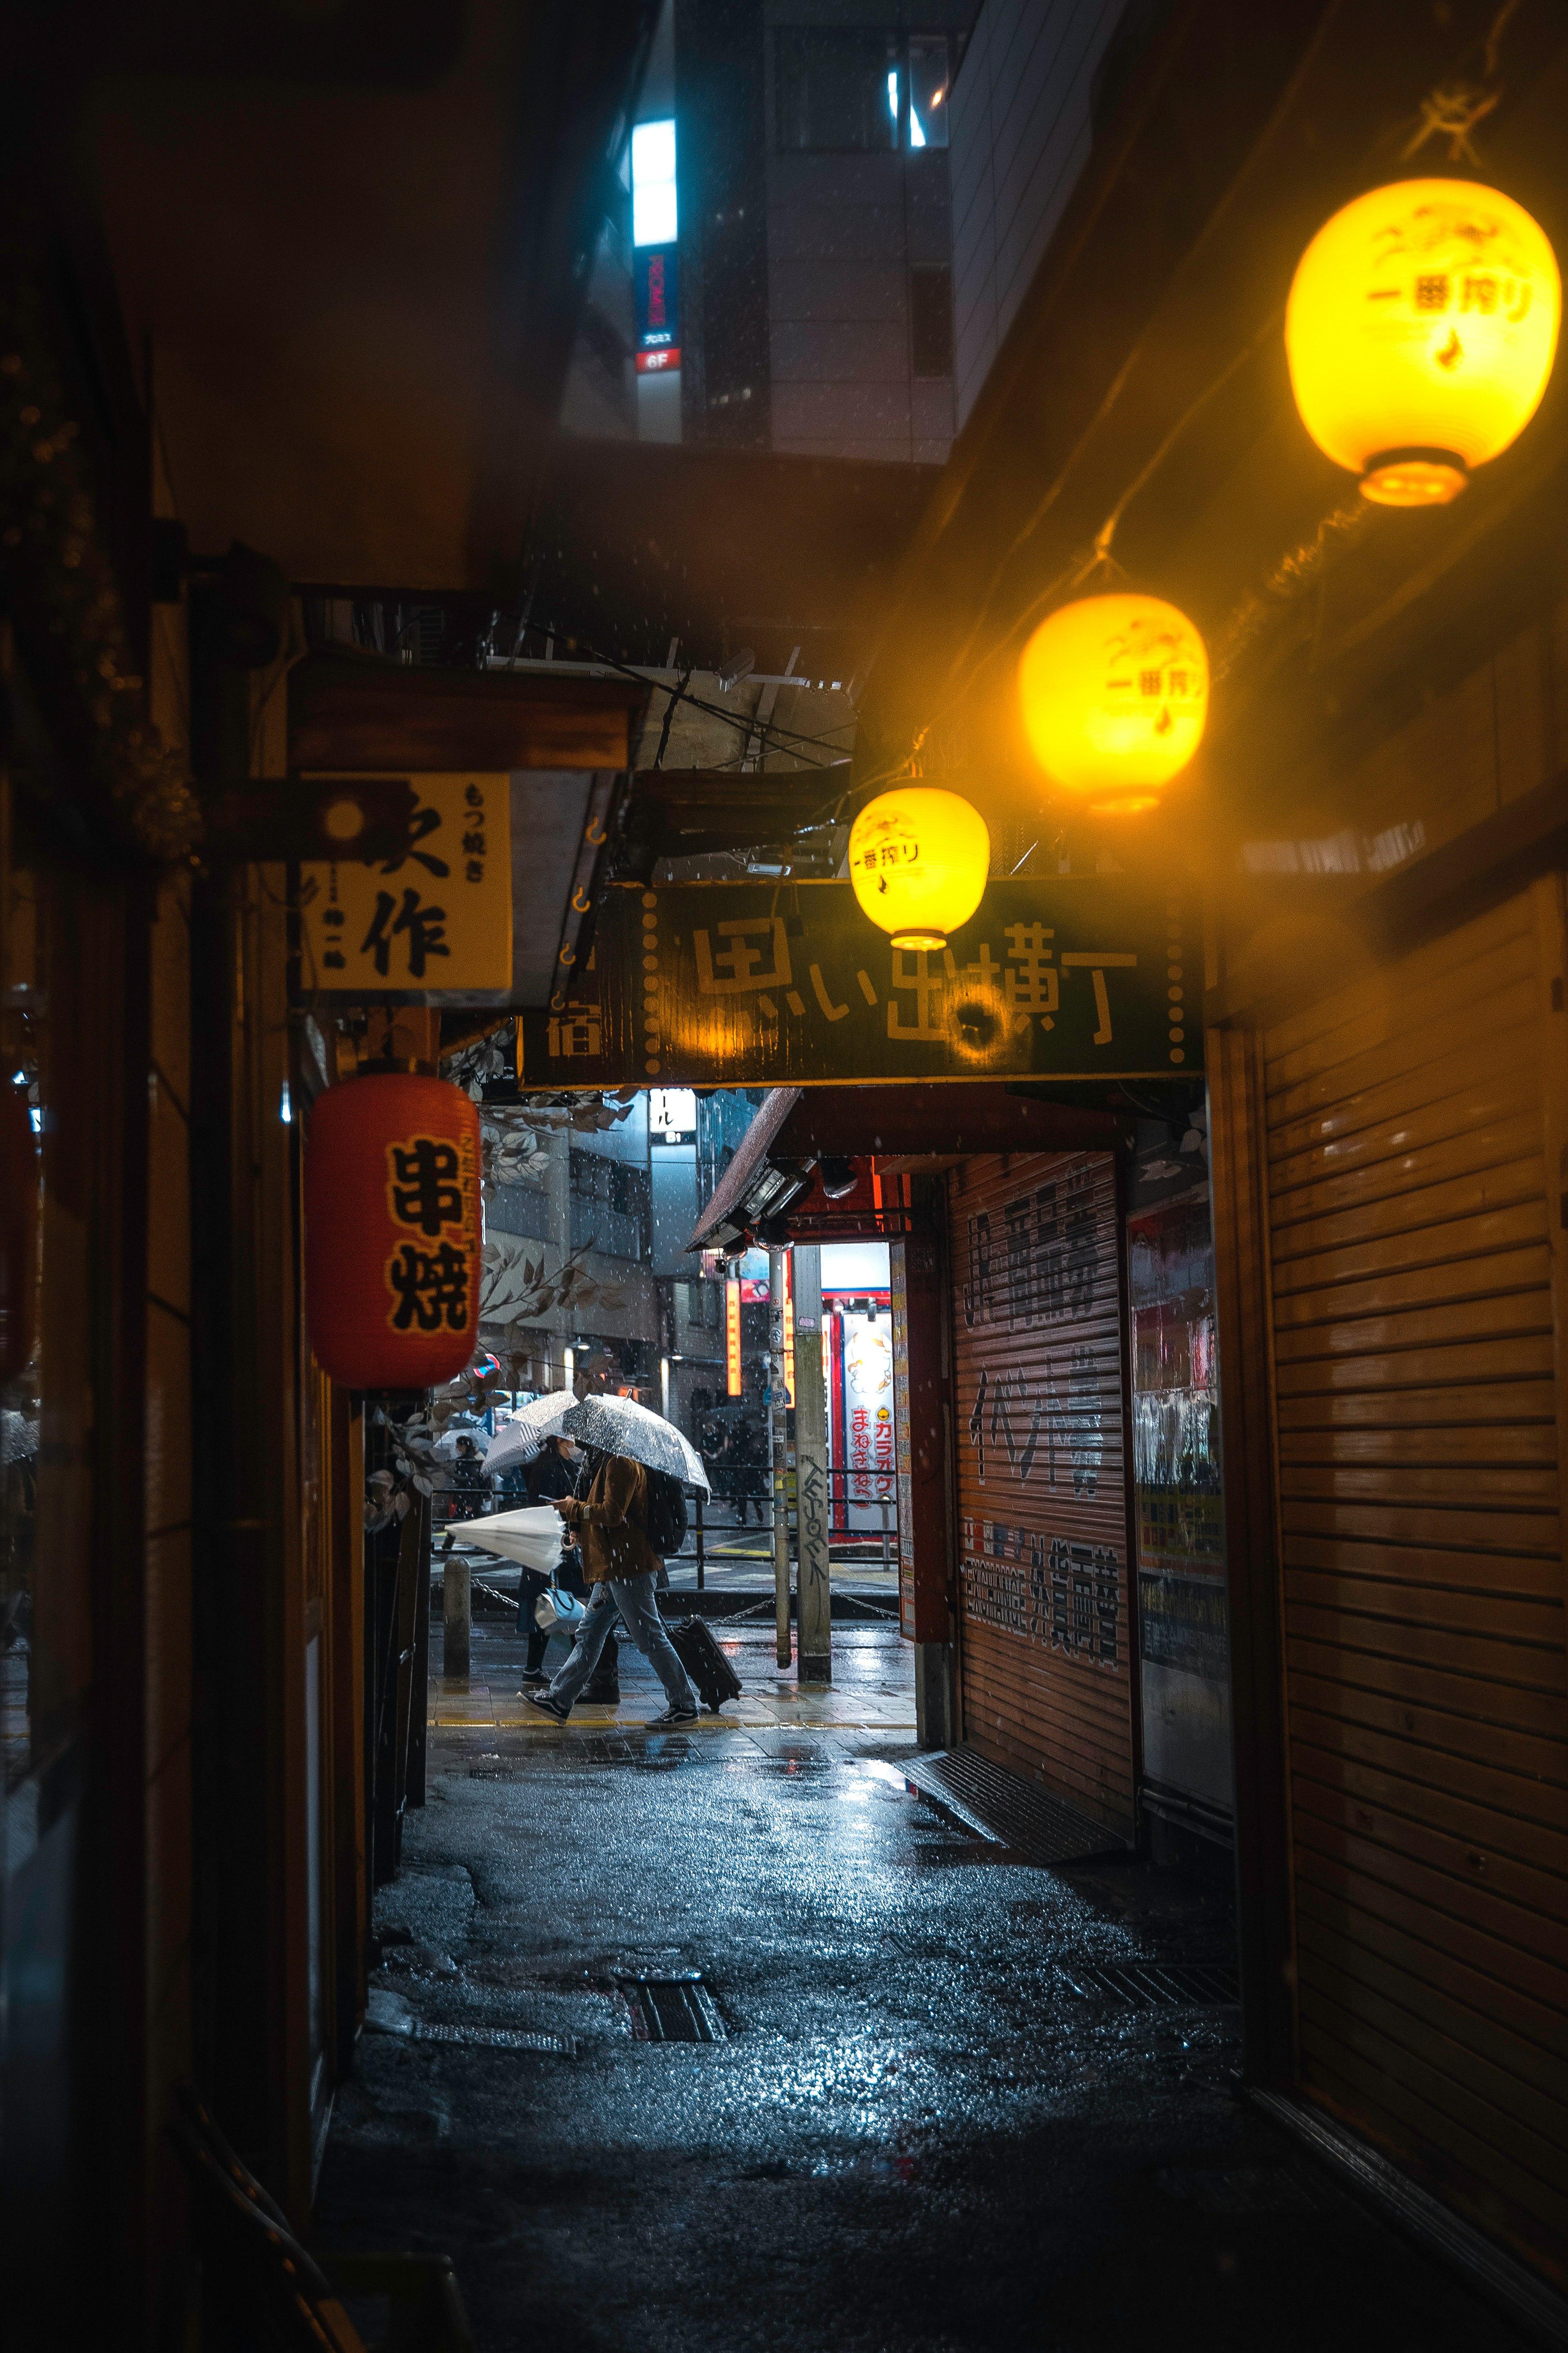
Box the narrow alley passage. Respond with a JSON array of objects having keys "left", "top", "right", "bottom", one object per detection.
[
  {"left": 315, "top": 1616, "right": 1519, "bottom": 2353},
  {"left": 11, "top": 7, "right": 1568, "bottom": 2339}
]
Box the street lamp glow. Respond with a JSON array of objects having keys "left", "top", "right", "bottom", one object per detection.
[
  {"left": 1018, "top": 593, "right": 1209, "bottom": 814},
  {"left": 849, "top": 787, "right": 990, "bottom": 952},
  {"left": 1285, "top": 178, "right": 1560, "bottom": 506}
]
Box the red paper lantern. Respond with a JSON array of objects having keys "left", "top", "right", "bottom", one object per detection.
[{"left": 305, "top": 1072, "right": 482, "bottom": 1388}]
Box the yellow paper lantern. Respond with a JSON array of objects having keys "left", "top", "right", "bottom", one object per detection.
[
  {"left": 1285, "top": 178, "right": 1560, "bottom": 506},
  {"left": 848, "top": 786, "right": 990, "bottom": 951},
  {"left": 1018, "top": 593, "right": 1209, "bottom": 815}
]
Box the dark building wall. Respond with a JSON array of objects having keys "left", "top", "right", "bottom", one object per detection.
[
  {"left": 558, "top": 213, "right": 639, "bottom": 439},
  {"left": 487, "top": 1183, "right": 553, "bottom": 1245},
  {"left": 677, "top": 0, "right": 965, "bottom": 461},
  {"left": 677, "top": 0, "right": 774, "bottom": 446},
  {"left": 764, "top": 145, "right": 956, "bottom": 462},
  {"left": 948, "top": 0, "right": 1125, "bottom": 433},
  {"left": 762, "top": 3, "right": 967, "bottom": 463},
  {"left": 650, "top": 1144, "right": 700, "bottom": 1277}
]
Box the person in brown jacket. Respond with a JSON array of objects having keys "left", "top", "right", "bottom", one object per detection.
[{"left": 525, "top": 1448, "right": 699, "bottom": 1724}]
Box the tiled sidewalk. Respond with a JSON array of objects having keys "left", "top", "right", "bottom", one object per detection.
[
  {"left": 428, "top": 1621, "right": 916, "bottom": 1735},
  {"left": 429, "top": 1681, "right": 918, "bottom": 1734}
]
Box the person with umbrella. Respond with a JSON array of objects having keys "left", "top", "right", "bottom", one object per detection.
[
  {"left": 525, "top": 1396, "right": 706, "bottom": 1726},
  {"left": 483, "top": 1386, "right": 578, "bottom": 1480},
  {"left": 514, "top": 1436, "right": 621, "bottom": 1698},
  {"left": 479, "top": 1399, "right": 617, "bottom": 1696}
]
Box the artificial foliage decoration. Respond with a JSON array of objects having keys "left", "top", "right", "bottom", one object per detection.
[
  {"left": 847, "top": 786, "right": 991, "bottom": 951},
  {"left": 1285, "top": 178, "right": 1560, "bottom": 506},
  {"left": 478, "top": 1233, "right": 626, "bottom": 1332},
  {"left": 1018, "top": 594, "right": 1209, "bottom": 814},
  {"left": 305, "top": 1072, "right": 482, "bottom": 1388},
  {"left": 0, "top": 236, "right": 201, "bottom": 861}
]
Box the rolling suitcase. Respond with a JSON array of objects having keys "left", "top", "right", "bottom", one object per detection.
[{"left": 668, "top": 1615, "right": 743, "bottom": 1711}]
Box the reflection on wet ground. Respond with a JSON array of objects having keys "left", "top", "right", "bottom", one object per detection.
[
  {"left": 314, "top": 1626, "right": 1520, "bottom": 2352},
  {"left": 429, "top": 1581, "right": 912, "bottom": 1737}
]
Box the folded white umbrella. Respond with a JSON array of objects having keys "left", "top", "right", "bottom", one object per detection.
[
  {"left": 443, "top": 1505, "right": 564, "bottom": 1575},
  {"left": 481, "top": 1388, "right": 579, "bottom": 1479}
]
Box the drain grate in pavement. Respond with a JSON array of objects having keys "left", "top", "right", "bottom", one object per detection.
[
  {"left": 364, "top": 1988, "right": 577, "bottom": 2053},
  {"left": 415, "top": 2022, "right": 577, "bottom": 2053},
  {"left": 1065, "top": 1957, "right": 1238, "bottom": 2009},
  {"left": 613, "top": 1971, "right": 726, "bottom": 2043},
  {"left": 901, "top": 1750, "right": 1125, "bottom": 1864}
]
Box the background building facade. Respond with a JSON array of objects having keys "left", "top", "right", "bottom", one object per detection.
[{"left": 563, "top": 0, "right": 972, "bottom": 464}]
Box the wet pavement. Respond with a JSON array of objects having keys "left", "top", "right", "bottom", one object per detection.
[{"left": 314, "top": 1620, "right": 1527, "bottom": 2352}]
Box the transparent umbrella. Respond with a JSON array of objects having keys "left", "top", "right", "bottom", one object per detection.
[
  {"left": 482, "top": 1389, "right": 578, "bottom": 1479},
  {"left": 561, "top": 1393, "right": 709, "bottom": 1492}
]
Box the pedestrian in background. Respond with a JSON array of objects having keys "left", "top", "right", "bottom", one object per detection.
[
  {"left": 437, "top": 1430, "right": 494, "bottom": 1554},
  {"left": 514, "top": 1436, "right": 592, "bottom": 1688},
  {"left": 736, "top": 1414, "right": 768, "bottom": 1525}
]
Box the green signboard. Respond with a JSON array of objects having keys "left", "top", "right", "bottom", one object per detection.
[{"left": 519, "top": 879, "right": 1196, "bottom": 1089}]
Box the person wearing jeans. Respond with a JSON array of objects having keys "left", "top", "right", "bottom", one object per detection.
[
  {"left": 515, "top": 1437, "right": 620, "bottom": 1696},
  {"left": 526, "top": 1447, "right": 698, "bottom": 1725}
]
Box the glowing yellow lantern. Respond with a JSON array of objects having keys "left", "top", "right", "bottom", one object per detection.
[
  {"left": 1285, "top": 178, "right": 1560, "bottom": 507},
  {"left": 1018, "top": 593, "right": 1209, "bottom": 815},
  {"left": 849, "top": 786, "right": 990, "bottom": 951}
]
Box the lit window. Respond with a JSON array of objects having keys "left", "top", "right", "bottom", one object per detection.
[
  {"left": 777, "top": 33, "right": 953, "bottom": 151},
  {"left": 908, "top": 36, "right": 950, "bottom": 150},
  {"left": 632, "top": 118, "right": 677, "bottom": 247}
]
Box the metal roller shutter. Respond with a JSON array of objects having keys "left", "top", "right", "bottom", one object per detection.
[
  {"left": 949, "top": 1149, "right": 1136, "bottom": 1838},
  {"left": 1263, "top": 882, "right": 1568, "bottom": 2276}
]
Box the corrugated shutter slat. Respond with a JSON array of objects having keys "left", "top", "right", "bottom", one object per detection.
[
  {"left": 1261, "top": 886, "right": 1568, "bottom": 2277},
  {"left": 949, "top": 1151, "right": 1135, "bottom": 1838}
]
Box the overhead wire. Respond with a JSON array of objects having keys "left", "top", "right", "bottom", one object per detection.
[
  {"left": 651, "top": 662, "right": 693, "bottom": 769},
  {"left": 900, "top": 308, "right": 1284, "bottom": 775},
  {"left": 541, "top": 629, "right": 853, "bottom": 771}
]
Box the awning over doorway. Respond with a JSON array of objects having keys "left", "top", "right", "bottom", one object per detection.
[{"left": 688, "top": 1084, "right": 1131, "bottom": 1253}]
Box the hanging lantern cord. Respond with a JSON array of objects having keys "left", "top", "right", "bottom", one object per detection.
[
  {"left": 873, "top": 310, "right": 1276, "bottom": 795},
  {"left": 1399, "top": 83, "right": 1499, "bottom": 166},
  {"left": 1067, "top": 516, "right": 1125, "bottom": 595},
  {"left": 1399, "top": 0, "right": 1520, "bottom": 165},
  {"left": 1207, "top": 498, "right": 1371, "bottom": 686}
]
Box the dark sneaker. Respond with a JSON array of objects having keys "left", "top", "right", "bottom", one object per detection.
[
  {"left": 524, "top": 1689, "right": 570, "bottom": 1721},
  {"left": 648, "top": 1704, "right": 699, "bottom": 1726},
  {"left": 515, "top": 1671, "right": 550, "bottom": 1688},
  {"left": 581, "top": 1682, "right": 620, "bottom": 1704}
]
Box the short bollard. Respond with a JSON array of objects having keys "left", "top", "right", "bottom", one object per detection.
[{"left": 443, "top": 1555, "right": 471, "bottom": 1682}]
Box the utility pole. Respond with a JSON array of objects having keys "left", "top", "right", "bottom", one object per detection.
[
  {"left": 546, "top": 1124, "right": 572, "bottom": 1387},
  {"left": 768, "top": 1243, "right": 791, "bottom": 1667},
  {"left": 793, "top": 1243, "right": 831, "bottom": 1682}
]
